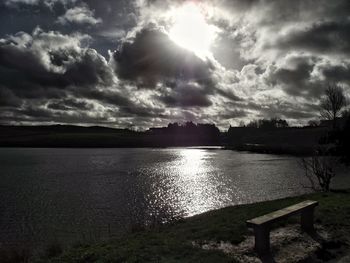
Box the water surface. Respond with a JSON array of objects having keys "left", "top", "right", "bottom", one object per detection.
[{"left": 0, "top": 147, "right": 347, "bottom": 248}]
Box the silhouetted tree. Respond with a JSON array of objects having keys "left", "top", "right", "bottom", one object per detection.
[
  {"left": 159, "top": 122, "right": 221, "bottom": 145},
  {"left": 320, "top": 84, "right": 347, "bottom": 129},
  {"left": 246, "top": 118, "right": 289, "bottom": 129},
  {"left": 167, "top": 122, "right": 180, "bottom": 132},
  {"left": 301, "top": 148, "right": 337, "bottom": 192},
  {"left": 238, "top": 121, "right": 245, "bottom": 127},
  {"left": 274, "top": 118, "right": 289, "bottom": 128},
  {"left": 308, "top": 120, "right": 320, "bottom": 127},
  {"left": 342, "top": 109, "right": 350, "bottom": 119},
  {"left": 246, "top": 120, "right": 259, "bottom": 128}
]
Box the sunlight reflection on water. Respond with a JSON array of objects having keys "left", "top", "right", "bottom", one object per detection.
[{"left": 173, "top": 149, "right": 217, "bottom": 215}]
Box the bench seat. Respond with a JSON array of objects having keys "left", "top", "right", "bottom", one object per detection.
[
  {"left": 247, "top": 200, "right": 318, "bottom": 227},
  {"left": 246, "top": 200, "right": 319, "bottom": 255}
]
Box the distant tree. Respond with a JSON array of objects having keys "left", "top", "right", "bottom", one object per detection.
[
  {"left": 258, "top": 119, "right": 274, "bottom": 129},
  {"left": 197, "top": 123, "right": 221, "bottom": 137},
  {"left": 274, "top": 118, "right": 289, "bottom": 128},
  {"left": 184, "top": 121, "right": 197, "bottom": 133},
  {"left": 308, "top": 120, "right": 320, "bottom": 127},
  {"left": 247, "top": 118, "right": 289, "bottom": 129},
  {"left": 246, "top": 120, "right": 259, "bottom": 128},
  {"left": 167, "top": 122, "right": 180, "bottom": 131},
  {"left": 342, "top": 109, "right": 350, "bottom": 119},
  {"left": 320, "top": 84, "right": 347, "bottom": 129}
]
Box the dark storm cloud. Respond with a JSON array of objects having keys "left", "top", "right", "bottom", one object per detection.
[
  {"left": 0, "top": 105, "right": 113, "bottom": 125},
  {"left": 321, "top": 63, "right": 350, "bottom": 84},
  {"left": 265, "top": 53, "right": 350, "bottom": 101},
  {"left": 0, "top": 27, "right": 145, "bottom": 126},
  {"left": 257, "top": 102, "right": 317, "bottom": 120},
  {"left": 157, "top": 83, "right": 212, "bottom": 107},
  {"left": 65, "top": 88, "right": 164, "bottom": 118},
  {"left": 121, "top": 105, "right": 166, "bottom": 118},
  {"left": 217, "top": 89, "right": 242, "bottom": 102},
  {"left": 212, "top": 33, "right": 249, "bottom": 71},
  {"left": 221, "top": 0, "right": 258, "bottom": 10},
  {"left": 0, "top": 28, "right": 114, "bottom": 96},
  {"left": 111, "top": 26, "right": 222, "bottom": 108},
  {"left": 0, "top": 87, "right": 22, "bottom": 107},
  {"left": 113, "top": 28, "right": 214, "bottom": 88},
  {"left": 46, "top": 98, "right": 93, "bottom": 111},
  {"left": 223, "top": 99, "right": 318, "bottom": 124},
  {"left": 0, "top": 47, "right": 111, "bottom": 92},
  {"left": 233, "top": 0, "right": 350, "bottom": 27},
  {"left": 80, "top": 89, "right": 129, "bottom": 107},
  {"left": 267, "top": 57, "right": 316, "bottom": 96},
  {"left": 215, "top": 109, "right": 247, "bottom": 120},
  {"left": 276, "top": 21, "right": 350, "bottom": 55},
  {"left": 0, "top": 0, "right": 75, "bottom": 37}
]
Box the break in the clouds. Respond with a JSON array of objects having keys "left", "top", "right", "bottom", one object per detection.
[{"left": 0, "top": 0, "right": 349, "bottom": 129}]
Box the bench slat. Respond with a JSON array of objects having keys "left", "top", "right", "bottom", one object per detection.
[{"left": 247, "top": 200, "right": 318, "bottom": 227}]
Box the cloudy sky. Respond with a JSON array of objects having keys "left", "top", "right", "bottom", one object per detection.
[{"left": 0, "top": 0, "right": 349, "bottom": 130}]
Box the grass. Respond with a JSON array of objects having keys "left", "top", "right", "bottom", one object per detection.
[{"left": 25, "top": 190, "right": 350, "bottom": 263}]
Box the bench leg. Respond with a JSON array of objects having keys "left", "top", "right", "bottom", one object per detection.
[
  {"left": 254, "top": 226, "right": 270, "bottom": 255},
  {"left": 301, "top": 208, "right": 315, "bottom": 232}
]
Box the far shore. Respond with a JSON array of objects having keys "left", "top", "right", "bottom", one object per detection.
[{"left": 0, "top": 124, "right": 329, "bottom": 156}]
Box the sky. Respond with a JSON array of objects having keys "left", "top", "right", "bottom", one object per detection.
[{"left": 0, "top": 0, "right": 349, "bottom": 130}]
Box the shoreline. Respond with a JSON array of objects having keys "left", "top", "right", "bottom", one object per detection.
[{"left": 225, "top": 143, "right": 332, "bottom": 156}]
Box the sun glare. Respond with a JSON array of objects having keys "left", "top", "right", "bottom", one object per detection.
[{"left": 168, "top": 3, "right": 217, "bottom": 60}]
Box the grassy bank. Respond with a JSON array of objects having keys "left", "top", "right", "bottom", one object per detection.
[{"left": 9, "top": 190, "right": 344, "bottom": 263}]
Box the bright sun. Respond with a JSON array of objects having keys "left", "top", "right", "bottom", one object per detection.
[{"left": 168, "top": 3, "right": 217, "bottom": 60}]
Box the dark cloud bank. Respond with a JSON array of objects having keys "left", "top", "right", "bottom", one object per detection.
[{"left": 0, "top": 0, "right": 349, "bottom": 129}]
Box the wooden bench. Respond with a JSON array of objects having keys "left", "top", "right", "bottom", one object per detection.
[{"left": 246, "top": 200, "right": 318, "bottom": 255}]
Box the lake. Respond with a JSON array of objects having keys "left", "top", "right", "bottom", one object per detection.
[{"left": 0, "top": 147, "right": 348, "bottom": 249}]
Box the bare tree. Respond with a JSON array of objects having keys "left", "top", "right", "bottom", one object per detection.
[
  {"left": 300, "top": 148, "right": 337, "bottom": 192},
  {"left": 320, "top": 84, "right": 347, "bottom": 129}
]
